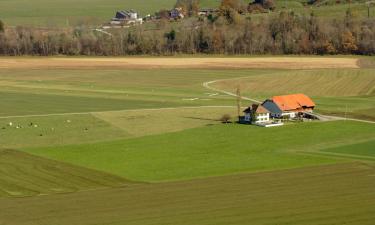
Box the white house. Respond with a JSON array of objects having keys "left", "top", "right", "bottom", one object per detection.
[{"left": 243, "top": 104, "right": 270, "bottom": 124}]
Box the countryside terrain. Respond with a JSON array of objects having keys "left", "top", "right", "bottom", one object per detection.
[
  {"left": 0, "top": 56, "right": 374, "bottom": 225},
  {"left": 0, "top": 0, "right": 373, "bottom": 27}
]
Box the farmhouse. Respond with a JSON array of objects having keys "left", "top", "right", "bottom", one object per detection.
[
  {"left": 243, "top": 104, "right": 270, "bottom": 123},
  {"left": 262, "top": 93, "right": 315, "bottom": 118},
  {"left": 170, "top": 8, "right": 185, "bottom": 19},
  {"left": 111, "top": 10, "right": 143, "bottom": 25}
]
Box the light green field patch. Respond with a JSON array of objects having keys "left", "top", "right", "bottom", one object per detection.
[
  {"left": 0, "top": 149, "right": 130, "bottom": 198},
  {"left": 92, "top": 106, "right": 237, "bottom": 137},
  {"left": 25, "top": 121, "right": 375, "bottom": 182},
  {"left": 213, "top": 69, "right": 375, "bottom": 97}
]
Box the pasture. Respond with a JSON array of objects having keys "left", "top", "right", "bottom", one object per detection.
[
  {"left": 0, "top": 56, "right": 374, "bottom": 225},
  {"left": 212, "top": 68, "right": 375, "bottom": 120},
  {"left": 1, "top": 163, "right": 375, "bottom": 225},
  {"left": 24, "top": 121, "right": 375, "bottom": 182},
  {"left": 1, "top": 0, "right": 374, "bottom": 27},
  {"left": 0, "top": 149, "right": 129, "bottom": 198}
]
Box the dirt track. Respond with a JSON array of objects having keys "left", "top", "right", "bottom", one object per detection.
[{"left": 0, "top": 57, "right": 360, "bottom": 69}]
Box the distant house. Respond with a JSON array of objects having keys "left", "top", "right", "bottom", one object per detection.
[
  {"left": 170, "top": 8, "right": 184, "bottom": 19},
  {"left": 243, "top": 104, "right": 270, "bottom": 124},
  {"left": 114, "top": 10, "right": 138, "bottom": 20},
  {"left": 111, "top": 10, "right": 143, "bottom": 25},
  {"left": 262, "top": 94, "right": 315, "bottom": 118}
]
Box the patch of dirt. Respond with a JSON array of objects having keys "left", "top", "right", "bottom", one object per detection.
[{"left": 0, "top": 57, "right": 360, "bottom": 70}]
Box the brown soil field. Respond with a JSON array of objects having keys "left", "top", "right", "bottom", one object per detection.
[{"left": 0, "top": 57, "right": 360, "bottom": 69}]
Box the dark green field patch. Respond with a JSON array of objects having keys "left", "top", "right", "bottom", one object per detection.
[
  {"left": 25, "top": 121, "right": 375, "bottom": 182},
  {"left": 0, "top": 149, "right": 131, "bottom": 198},
  {"left": 0, "top": 91, "right": 184, "bottom": 116},
  {"left": 1, "top": 163, "right": 374, "bottom": 225},
  {"left": 322, "top": 140, "right": 375, "bottom": 159}
]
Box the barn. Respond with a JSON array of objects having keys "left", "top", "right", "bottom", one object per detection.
[{"left": 262, "top": 93, "right": 316, "bottom": 118}]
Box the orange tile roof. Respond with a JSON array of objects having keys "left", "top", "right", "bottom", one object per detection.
[{"left": 272, "top": 94, "right": 315, "bottom": 111}]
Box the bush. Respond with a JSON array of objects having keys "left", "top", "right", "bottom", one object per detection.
[{"left": 221, "top": 114, "right": 232, "bottom": 123}]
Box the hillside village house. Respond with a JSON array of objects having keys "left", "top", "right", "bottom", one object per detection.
[{"left": 262, "top": 94, "right": 315, "bottom": 118}]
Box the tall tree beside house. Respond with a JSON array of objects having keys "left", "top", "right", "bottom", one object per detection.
[
  {"left": 175, "top": 0, "right": 200, "bottom": 16},
  {"left": 0, "top": 20, "right": 4, "bottom": 33}
]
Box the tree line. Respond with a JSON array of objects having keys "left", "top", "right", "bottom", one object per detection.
[{"left": 0, "top": 9, "right": 374, "bottom": 56}]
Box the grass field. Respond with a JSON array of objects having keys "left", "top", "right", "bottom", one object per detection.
[
  {"left": 322, "top": 140, "right": 375, "bottom": 159},
  {"left": 0, "top": 0, "right": 374, "bottom": 27},
  {"left": 1, "top": 56, "right": 375, "bottom": 225},
  {"left": 212, "top": 68, "right": 375, "bottom": 120},
  {"left": 24, "top": 121, "right": 375, "bottom": 182},
  {"left": 1, "top": 163, "right": 375, "bottom": 225},
  {"left": 0, "top": 149, "right": 129, "bottom": 198}
]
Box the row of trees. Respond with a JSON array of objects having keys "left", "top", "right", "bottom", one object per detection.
[{"left": 0, "top": 10, "right": 374, "bottom": 56}]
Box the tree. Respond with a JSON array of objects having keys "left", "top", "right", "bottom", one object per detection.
[
  {"left": 175, "top": 0, "right": 200, "bottom": 16},
  {"left": 220, "top": 0, "right": 247, "bottom": 14},
  {"left": 0, "top": 20, "right": 4, "bottom": 33},
  {"left": 341, "top": 31, "right": 358, "bottom": 53}
]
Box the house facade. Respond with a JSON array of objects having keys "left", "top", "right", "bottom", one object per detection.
[
  {"left": 262, "top": 94, "right": 315, "bottom": 118},
  {"left": 243, "top": 104, "right": 270, "bottom": 124}
]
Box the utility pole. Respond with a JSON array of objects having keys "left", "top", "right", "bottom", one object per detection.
[
  {"left": 236, "top": 85, "right": 242, "bottom": 122},
  {"left": 345, "top": 104, "right": 348, "bottom": 121}
]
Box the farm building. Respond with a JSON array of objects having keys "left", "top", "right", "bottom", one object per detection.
[
  {"left": 111, "top": 10, "right": 143, "bottom": 25},
  {"left": 262, "top": 94, "right": 315, "bottom": 118},
  {"left": 243, "top": 104, "right": 270, "bottom": 123},
  {"left": 170, "top": 8, "right": 184, "bottom": 19}
]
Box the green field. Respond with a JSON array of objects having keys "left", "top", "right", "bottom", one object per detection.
[
  {"left": 1, "top": 0, "right": 374, "bottom": 27},
  {"left": 322, "top": 140, "right": 375, "bottom": 159},
  {"left": 212, "top": 68, "right": 375, "bottom": 120},
  {"left": 1, "top": 163, "right": 375, "bottom": 225},
  {"left": 1, "top": 57, "right": 375, "bottom": 225},
  {"left": 24, "top": 121, "right": 375, "bottom": 182},
  {"left": 0, "top": 149, "right": 129, "bottom": 197}
]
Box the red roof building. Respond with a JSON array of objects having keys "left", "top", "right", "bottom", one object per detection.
[{"left": 272, "top": 94, "right": 315, "bottom": 112}]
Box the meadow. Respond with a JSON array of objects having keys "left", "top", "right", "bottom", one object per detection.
[
  {"left": 24, "top": 121, "right": 375, "bottom": 182},
  {"left": 0, "top": 0, "right": 373, "bottom": 27},
  {"left": 212, "top": 68, "right": 375, "bottom": 120},
  {"left": 0, "top": 57, "right": 374, "bottom": 225},
  {"left": 1, "top": 163, "right": 374, "bottom": 225}
]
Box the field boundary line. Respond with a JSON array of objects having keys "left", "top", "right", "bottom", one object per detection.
[
  {"left": 0, "top": 106, "right": 235, "bottom": 119},
  {"left": 203, "top": 78, "right": 261, "bottom": 103}
]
